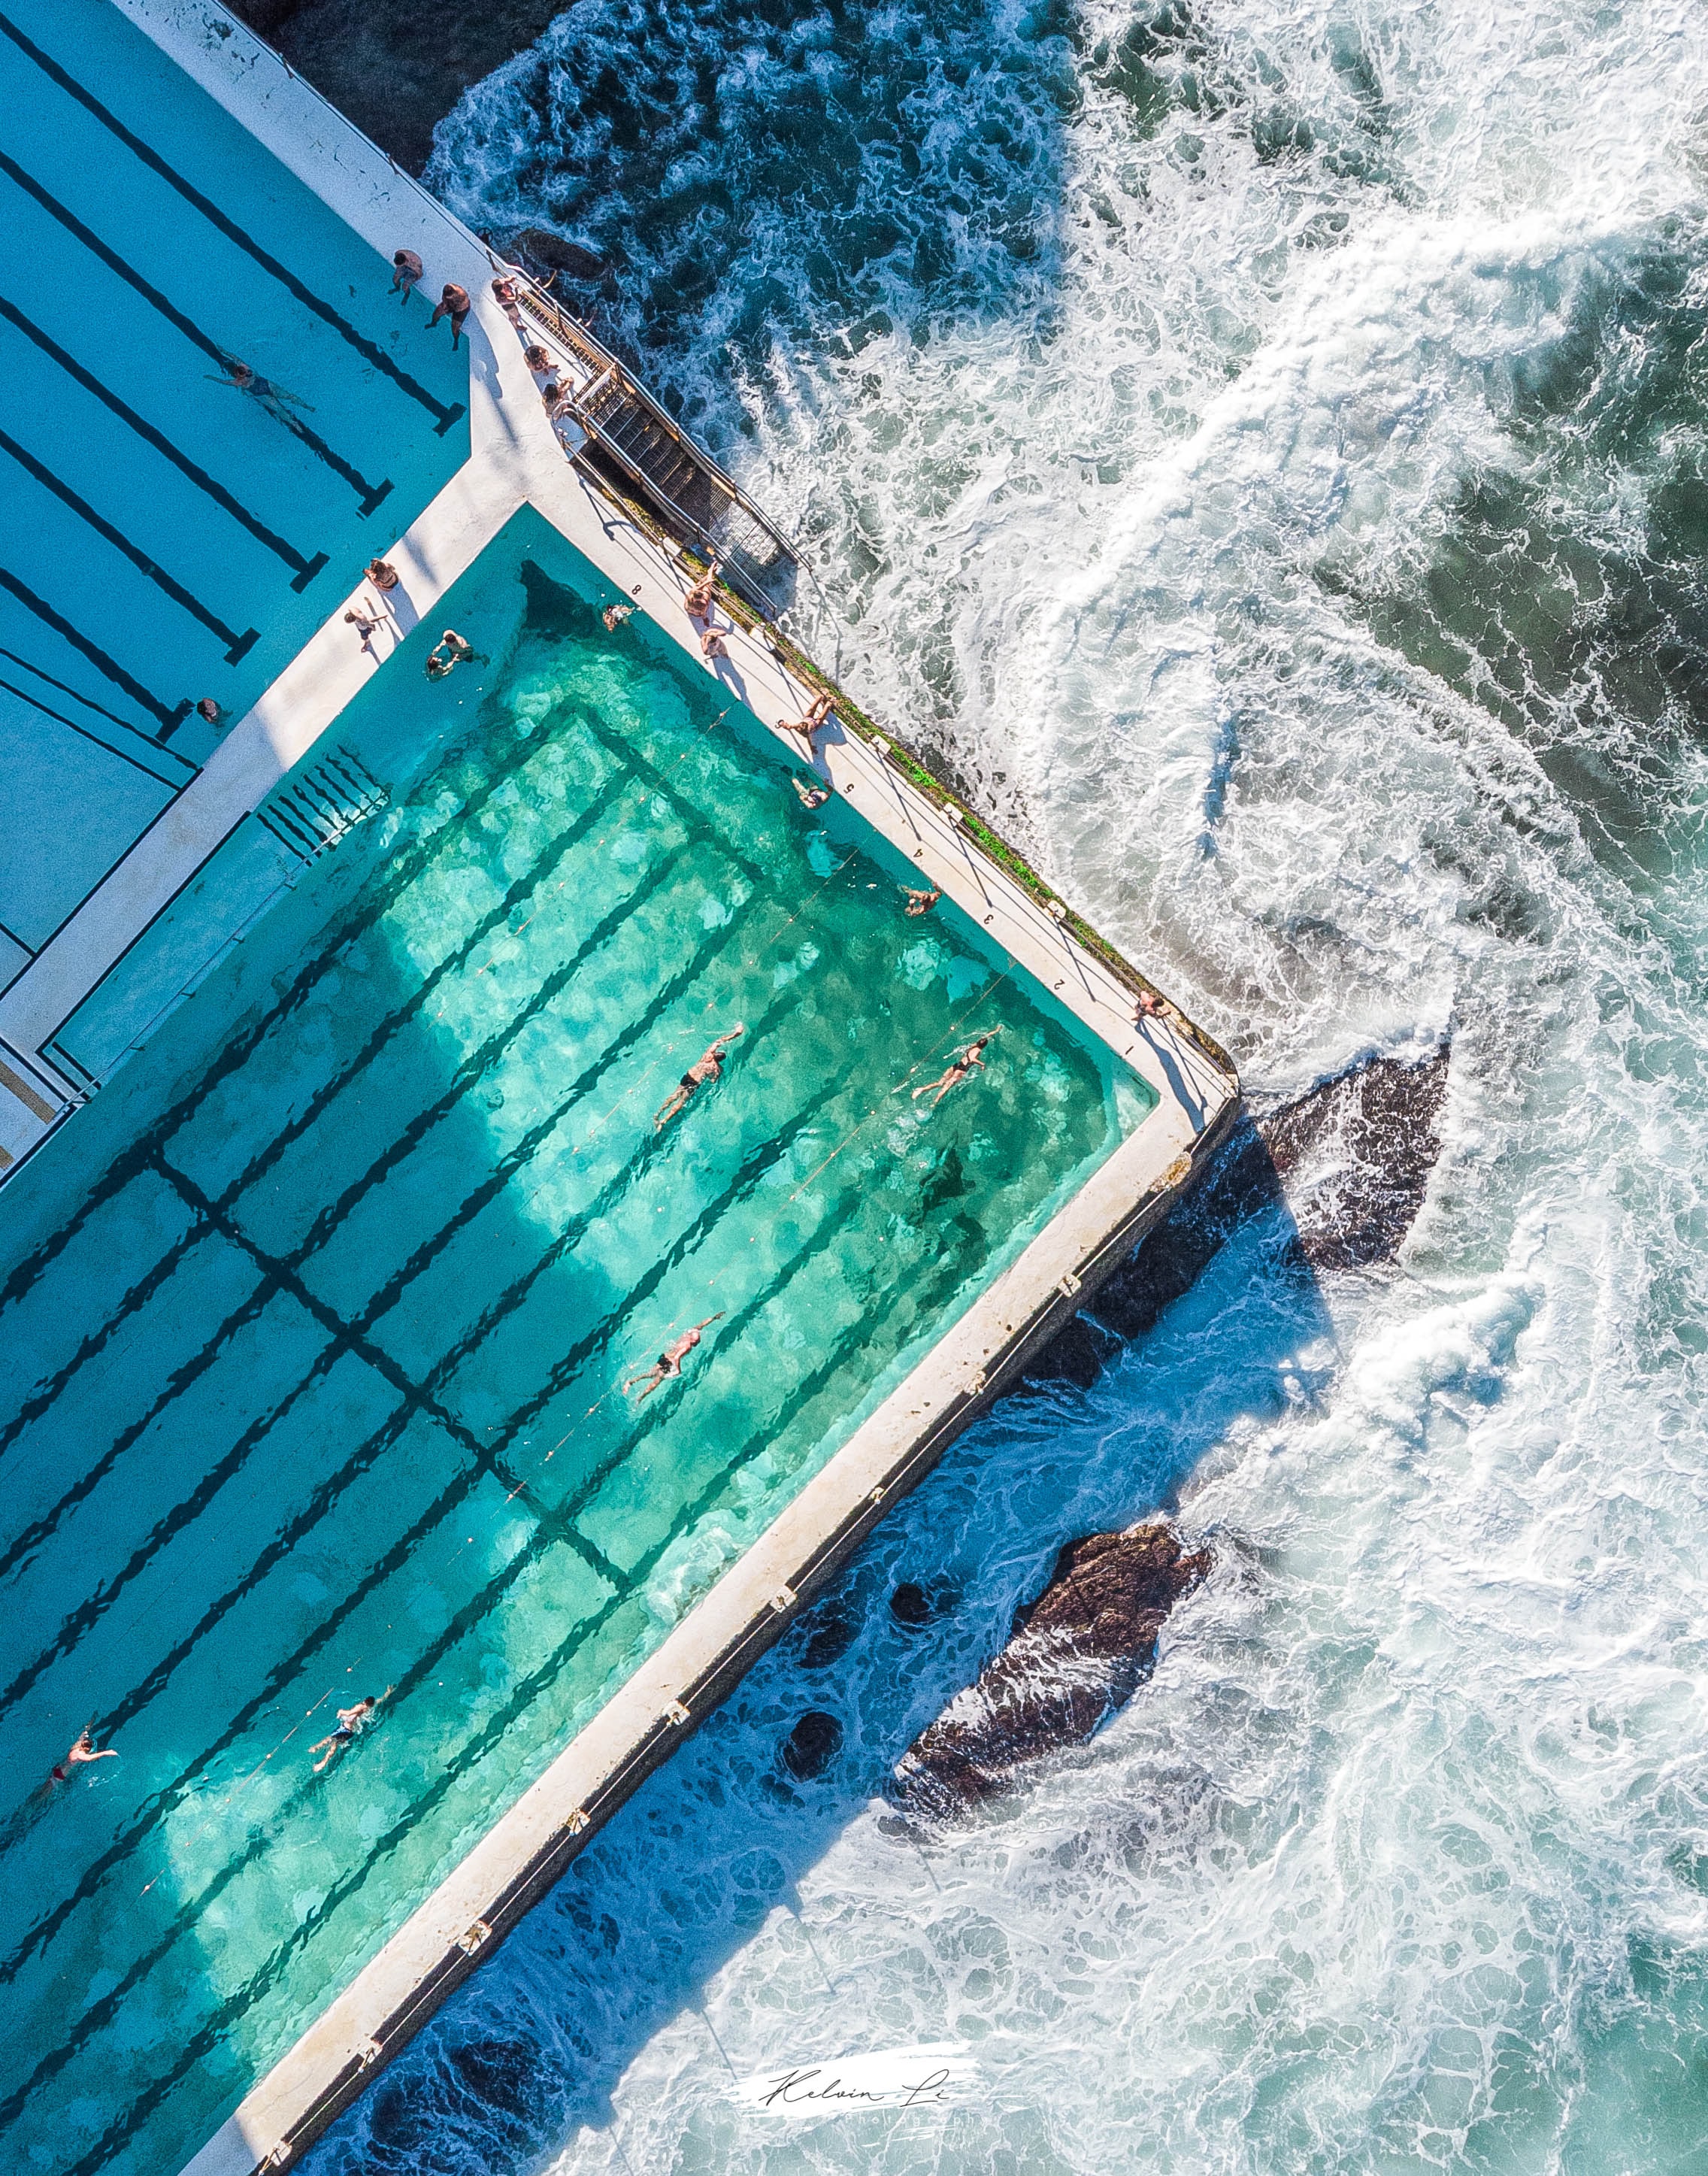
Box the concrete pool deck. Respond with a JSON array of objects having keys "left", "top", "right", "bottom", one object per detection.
[{"left": 0, "top": 6, "right": 1240, "bottom": 2171}]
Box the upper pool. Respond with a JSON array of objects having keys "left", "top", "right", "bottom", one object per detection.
[
  {"left": 0, "top": 508, "right": 1155, "bottom": 2176},
  {"left": 0, "top": 0, "right": 469, "bottom": 992}
]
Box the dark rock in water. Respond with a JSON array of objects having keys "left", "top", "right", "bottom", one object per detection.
[
  {"left": 1092, "top": 1044, "right": 1449, "bottom": 1344},
  {"left": 506, "top": 226, "right": 608, "bottom": 284},
  {"left": 1018, "top": 1311, "right": 1116, "bottom": 1392},
  {"left": 798, "top": 1599, "right": 859, "bottom": 1671},
  {"left": 889, "top": 1580, "right": 937, "bottom": 1629},
  {"left": 891, "top": 1523, "right": 1209, "bottom": 1817},
  {"left": 226, "top": 0, "right": 572, "bottom": 174},
  {"left": 781, "top": 1709, "right": 843, "bottom": 1780}
]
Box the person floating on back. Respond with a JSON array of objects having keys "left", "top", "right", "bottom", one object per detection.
[
  {"left": 310, "top": 1692, "right": 389, "bottom": 1773},
  {"left": 901, "top": 886, "right": 941, "bottom": 917},
  {"left": 46, "top": 1729, "right": 116, "bottom": 1789},
  {"left": 429, "top": 282, "right": 472, "bottom": 347},
  {"left": 910, "top": 1029, "right": 1000, "bottom": 1110},
  {"left": 623, "top": 1316, "right": 723, "bottom": 1402},
  {"left": 390, "top": 249, "right": 424, "bottom": 302},
  {"left": 653, "top": 1026, "right": 744, "bottom": 1131}
]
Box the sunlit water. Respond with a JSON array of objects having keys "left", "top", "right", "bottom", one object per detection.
[{"left": 308, "top": 2, "right": 1708, "bottom": 2170}]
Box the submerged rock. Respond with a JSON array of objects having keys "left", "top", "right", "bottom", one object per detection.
[
  {"left": 890, "top": 1523, "right": 1209, "bottom": 1818},
  {"left": 1069, "top": 1044, "right": 1451, "bottom": 1353},
  {"left": 781, "top": 1709, "right": 843, "bottom": 1781}
]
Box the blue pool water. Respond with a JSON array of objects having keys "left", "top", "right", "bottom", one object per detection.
[
  {"left": 0, "top": 0, "right": 468, "bottom": 990},
  {"left": 0, "top": 507, "right": 1155, "bottom": 2176}
]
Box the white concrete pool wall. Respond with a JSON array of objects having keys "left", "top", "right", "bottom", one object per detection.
[{"left": 1, "top": 7, "right": 1243, "bottom": 2168}]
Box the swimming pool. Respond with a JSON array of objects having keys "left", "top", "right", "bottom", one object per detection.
[
  {"left": 0, "top": 508, "right": 1155, "bottom": 2176},
  {"left": 0, "top": 0, "right": 468, "bottom": 995}
]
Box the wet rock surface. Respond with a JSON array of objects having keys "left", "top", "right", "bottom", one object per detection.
[
  {"left": 891, "top": 1523, "right": 1210, "bottom": 1818},
  {"left": 1027, "top": 1045, "right": 1450, "bottom": 1381}
]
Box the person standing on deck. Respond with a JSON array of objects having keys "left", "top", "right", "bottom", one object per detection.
[
  {"left": 390, "top": 249, "right": 424, "bottom": 302},
  {"left": 624, "top": 1317, "right": 723, "bottom": 1401},
  {"left": 429, "top": 282, "right": 473, "bottom": 347},
  {"left": 491, "top": 276, "right": 525, "bottom": 328},
  {"left": 909, "top": 1029, "right": 1001, "bottom": 1109},
  {"left": 653, "top": 1026, "right": 745, "bottom": 1130}
]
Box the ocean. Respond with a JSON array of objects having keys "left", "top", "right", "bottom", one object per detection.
[{"left": 307, "top": 0, "right": 1708, "bottom": 2168}]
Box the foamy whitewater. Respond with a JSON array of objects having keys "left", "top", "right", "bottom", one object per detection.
[{"left": 307, "top": 2, "right": 1708, "bottom": 2168}]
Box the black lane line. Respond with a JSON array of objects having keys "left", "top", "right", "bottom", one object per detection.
[
  {"left": 0, "top": 565, "right": 186, "bottom": 732},
  {"left": 210, "top": 759, "right": 639, "bottom": 1215},
  {"left": 0, "top": 702, "right": 562, "bottom": 1320},
  {"left": 38, "top": 1208, "right": 885, "bottom": 2176},
  {"left": 0, "top": 674, "right": 186, "bottom": 789},
  {"left": 0, "top": 1105, "right": 874, "bottom": 1993},
  {"left": 0, "top": 641, "right": 194, "bottom": 755},
  {"left": 0, "top": 296, "right": 329, "bottom": 590},
  {"left": 0, "top": 150, "right": 393, "bottom": 514},
  {"left": 0, "top": 425, "right": 259, "bottom": 663},
  {"left": 0, "top": 12, "right": 466, "bottom": 437}
]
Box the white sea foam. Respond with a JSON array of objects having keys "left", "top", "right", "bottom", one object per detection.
[{"left": 310, "top": 3, "right": 1708, "bottom": 2171}]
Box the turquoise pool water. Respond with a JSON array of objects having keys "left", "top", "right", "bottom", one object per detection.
[
  {"left": 0, "top": 511, "right": 1155, "bottom": 2176},
  {"left": 0, "top": 0, "right": 468, "bottom": 988}
]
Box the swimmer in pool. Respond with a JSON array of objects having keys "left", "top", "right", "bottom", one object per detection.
[
  {"left": 210, "top": 356, "right": 314, "bottom": 426},
  {"left": 901, "top": 886, "right": 941, "bottom": 917},
  {"left": 310, "top": 1693, "right": 388, "bottom": 1772},
  {"left": 623, "top": 1316, "right": 723, "bottom": 1401},
  {"left": 653, "top": 1026, "right": 744, "bottom": 1130},
  {"left": 603, "top": 596, "right": 637, "bottom": 632},
  {"left": 47, "top": 1729, "right": 116, "bottom": 1787},
  {"left": 792, "top": 775, "right": 830, "bottom": 811},
  {"left": 909, "top": 1029, "right": 1000, "bottom": 1109}
]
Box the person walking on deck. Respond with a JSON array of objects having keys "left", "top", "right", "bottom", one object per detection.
[
  {"left": 311, "top": 1693, "right": 387, "bottom": 1773},
  {"left": 429, "top": 282, "right": 473, "bottom": 347},
  {"left": 653, "top": 1026, "right": 745, "bottom": 1130},
  {"left": 46, "top": 1729, "right": 116, "bottom": 1788},
  {"left": 390, "top": 249, "right": 424, "bottom": 302},
  {"left": 910, "top": 1029, "right": 1000, "bottom": 1109},
  {"left": 624, "top": 1316, "right": 723, "bottom": 1401}
]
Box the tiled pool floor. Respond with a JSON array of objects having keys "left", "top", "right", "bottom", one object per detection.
[
  {"left": 0, "top": 0, "right": 468, "bottom": 990},
  {"left": 0, "top": 532, "right": 1153, "bottom": 2176}
]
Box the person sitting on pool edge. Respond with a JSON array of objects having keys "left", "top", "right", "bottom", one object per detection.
[{"left": 390, "top": 248, "right": 424, "bottom": 302}]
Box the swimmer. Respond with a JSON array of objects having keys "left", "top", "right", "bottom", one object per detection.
[
  {"left": 390, "top": 249, "right": 424, "bottom": 302},
  {"left": 47, "top": 1729, "right": 116, "bottom": 1787},
  {"left": 653, "top": 1025, "right": 745, "bottom": 1130},
  {"left": 909, "top": 1029, "right": 1000, "bottom": 1109},
  {"left": 425, "top": 629, "right": 480, "bottom": 680},
  {"left": 792, "top": 774, "right": 830, "bottom": 811},
  {"left": 210, "top": 356, "right": 313, "bottom": 423},
  {"left": 682, "top": 559, "right": 722, "bottom": 618},
  {"left": 603, "top": 598, "right": 637, "bottom": 632},
  {"left": 623, "top": 1315, "right": 723, "bottom": 1402},
  {"left": 195, "top": 696, "right": 225, "bottom": 728},
  {"left": 901, "top": 886, "right": 941, "bottom": 917},
  {"left": 429, "top": 282, "right": 472, "bottom": 347},
  {"left": 779, "top": 693, "right": 834, "bottom": 747},
  {"left": 310, "top": 1692, "right": 388, "bottom": 1773},
  {"left": 365, "top": 559, "right": 400, "bottom": 592},
  {"left": 490, "top": 275, "right": 524, "bottom": 327}
]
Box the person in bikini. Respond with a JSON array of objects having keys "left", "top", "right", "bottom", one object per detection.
[
  {"left": 653, "top": 1025, "right": 744, "bottom": 1130},
  {"left": 311, "top": 1692, "right": 389, "bottom": 1773},
  {"left": 682, "top": 559, "right": 722, "bottom": 619},
  {"left": 779, "top": 692, "right": 834, "bottom": 749},
  {"left": 46, "top": 1729, "right": 116, "bottom": 1788},
  {"left": 910, "top": 1029, "right": 1000, "bottom": 1109},
  {"left": 623, "top": 1316, "right": 723, "bottom": 1401}
]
